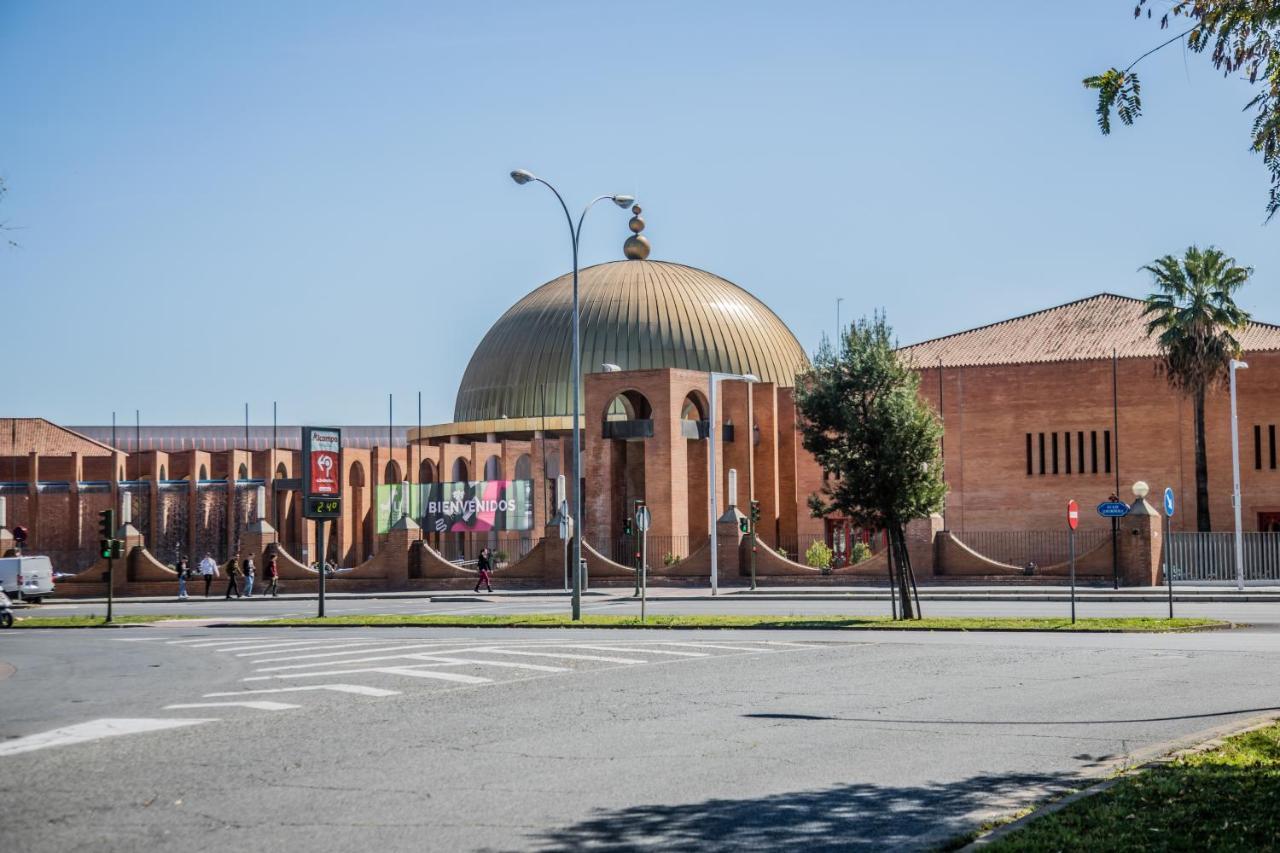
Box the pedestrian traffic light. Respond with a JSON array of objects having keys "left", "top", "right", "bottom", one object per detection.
[
  {"left": 100, "top": 538, "right": 112, "bottom": 559},
  {"left": 738, "top": 516, "right": 749, "bottom": 534},
  {"left": 623, "top": 517, "right": 633, "bottom": 536},
  {"left": 98, "top": 509, "right": 115, "bottom": 539},
  {"left": 110, "top": 540, "right": 124, "bottom": 559}
]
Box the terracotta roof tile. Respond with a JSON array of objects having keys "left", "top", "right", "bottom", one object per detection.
[
  {"left": 0, "top": 419, "right": 117, "bottom": 456},
  {"left": 898, "top": 293, "right": 1280, "bottom": 368}
]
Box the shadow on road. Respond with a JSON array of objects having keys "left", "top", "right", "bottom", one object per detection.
[
  {"left": 744, "top": 706, "right": 1280, "bottom": 726},
  {"left": 522, "top": 771, "right": 1072, "bottom": 852}
]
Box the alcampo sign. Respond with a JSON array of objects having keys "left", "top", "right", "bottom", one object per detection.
[{"left": 302, "top": 426, "right": 342, "bottom": 519}]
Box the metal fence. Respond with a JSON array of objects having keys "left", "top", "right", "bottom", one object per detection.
[
  {"left": 954, "top": 530, "right": 1111, "bottom": 569},
  {"left": 1166, "top": 531, "right": 1280, "bottom": 582},
  {"left": 775, "top": 532, "right": 886, "bottom": 566},
  {"left": 588, "top": 535, "right": 701, "bottom": 568},
  {"left": 431, "top": 533, "right": 541, "bottom": 567}
]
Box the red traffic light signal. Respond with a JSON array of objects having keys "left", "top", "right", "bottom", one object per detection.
[{"left": 98, "top": 509, "right": 115, "bottom": 539}]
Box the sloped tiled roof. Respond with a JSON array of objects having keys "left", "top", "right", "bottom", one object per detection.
[
  {"left": 898, "top": 293, "right": 1280, "bottom": 368},
  {"left": 0, "top": 418, "right": 117, "bottom": 456}
]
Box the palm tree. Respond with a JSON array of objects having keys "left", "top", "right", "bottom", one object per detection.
[{"left": 1142, "top": 246, "right": 1252, "bottom": 532}]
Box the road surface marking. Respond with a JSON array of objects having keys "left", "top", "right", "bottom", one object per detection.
[
  {"left": 476, "top": 649, "right": 646, "bottom": 664},
  {"left": 233, "top": 640, "right": 392, "bottom": 657},
  {"left": 555, "top": 645, "right": 710, "bottom": 657},
  {"left": 251, "top": 648, "right": 497, "bottom": 673},
  {"left": 760, "top": 641, "right": 825, "bottom": 648},
  {"left": 371, "top": 667, "right": 492, "bottom": 684},
  {"left": 164, "top": 701, "right": 300, "bottom": 711},
  {"left": 166, "top": 637, "right": 274, "bottom": 647},
  {"left": 0, "top": 718, "right": 215, "bottom": 758},
  {"left": 244, "top": 665, "right": 491, "bottom": 683},
  {"left": 203, "top": 684, "right": 400, "bottom": 697},
  {"left": 111, "top": 637, "right": 165, "bottom": 642},
  {"left": 220, "top": 640, "right": 383, "bottom": 654},
  {"left": 250, "top": 641, "right": 487, "bottom": 664},
  {"left": 404, "top": 654, "right": 570, "bottom": 672},
  {"left": 657, "top": 642, "right": 779, "bottom": 652}
]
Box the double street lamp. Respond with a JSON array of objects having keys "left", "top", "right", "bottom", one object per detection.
[
  {"left": 510, "top": 170, "right": 634, "bottom": 620},
  {"left": 1230, "top": 358, "right": 1248, "bottom": 591}
]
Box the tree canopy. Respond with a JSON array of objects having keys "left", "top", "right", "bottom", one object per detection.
[{"left": 1084, "top": 1, "right": 1280, "bottom": 221}]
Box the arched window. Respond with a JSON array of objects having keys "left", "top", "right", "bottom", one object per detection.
[
  {"left": 198, "top": 464, "right": 208, "bottom": 481},
  {"left": 514, "top": 454, "right": 532, "bottom": 481},
  {"left": 384, "top": 460, "right": 402, "bottom": 484},
  {"left": 238, "top": 463, "right": 249, "bottom": 481},
  {"left": 604, "top": 390, "right": 653, "bottom": 422},
  {"left": 483, "top": 455, "right": 502, "bottom": 481},
  {"left": 349, "top": 461, "right": 366, "bottom": 488},
  {"left": 419, "top": 459, "right": 436, "bottom": 483},
  {"left": 275, "top": 462, "right": 287, "bottom": 480},
  {"left": 159, "top": 465, "right": 167, "bottom": 481},
  {"left": 452, "top": 458, "right": 469, "bottom": 483}
]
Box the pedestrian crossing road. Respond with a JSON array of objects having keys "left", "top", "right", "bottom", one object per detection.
[{"left": 0, "top": 631, "right": 838, "bottom": 757}]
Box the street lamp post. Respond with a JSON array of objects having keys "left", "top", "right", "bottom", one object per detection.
[
  {"left": 510, "top": 170, "right": 634, "bottom": 620},
  {"left": 1230, "top": 358, "right": 1248, "bottom": 591},
  {"left": 708, "top": 371, "right": 758, "bottom": 596}
]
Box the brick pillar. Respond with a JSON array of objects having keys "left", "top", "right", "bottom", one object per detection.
[
  {"left": 383, "top": 515, "right": 419, "bottom": 589},
  {"left": 717, "top": 507, "right": 745, "bottom": 585},
  {"left": 904, "top": 513, "right": 942, "bottom": 578},
  {"left": 239, "top": 520, "right": 278, "bottom": 568},
  {"left": 1120, "top": 496, "right": 1161, "bottom": 586}
]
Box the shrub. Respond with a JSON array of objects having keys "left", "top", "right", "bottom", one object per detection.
[
  {"left": 663, "top": 552, "right": 681, "bottom": 567},
  {"left": 805, "top": 541, "right": 833, "bottom": 572},
  {"left": 848, "top": 540, "right": 872, "bottom": 564},
  {"left": 494, "top": 550, "right": 509, "bottom": 564}
]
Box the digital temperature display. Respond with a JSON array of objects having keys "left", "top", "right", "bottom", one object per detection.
[{"left": 305, "top": 497, "right": 342, "bottom": 519}]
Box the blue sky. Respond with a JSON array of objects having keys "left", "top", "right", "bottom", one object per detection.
[{"left": 3, "top": 1, "right": 1276, "bottom": 426}]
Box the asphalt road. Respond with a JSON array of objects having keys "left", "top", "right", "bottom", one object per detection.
[
  {"left": 21, "top": 590, "right": 1280, "bottom": 627},
  {"left": 2, "top": 624, "right": 1278, "bottom": 851}
]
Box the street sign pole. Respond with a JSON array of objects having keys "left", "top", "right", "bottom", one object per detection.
[
  {"left": 302, "top": 426, "right": 342, "bottom": 621},
  {"left": 635, "top": 506, "right": 651, "bottom": 623},
  {"left": 316, "top": 522, "right": 326, "bottom": 618},
  {"left": 1110, "top": 516, "right": 1119, "bottom": 590},
  {"left": 106, "top": 556, "right": 114, "bottom": 625},
  {"left": 1067, "top": 500, "right": 1079, "bottom": 625},
  {"left": 1164, "top": 487, "right": 1176, "bottom": 619}
]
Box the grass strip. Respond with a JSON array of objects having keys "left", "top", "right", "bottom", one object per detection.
[
  {"left": 244, "top": 614, "right": 1223, "bottom": 632},
  {"left": 985, "top": 721, "right": 1280, "bottom": 851},
  {"left": 10, "top": 614, "right": 197, "bottom": 628}
]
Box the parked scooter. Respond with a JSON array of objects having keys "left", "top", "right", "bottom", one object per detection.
[{"left": 0, "top": 590, "right": 13, "bottom": 629}]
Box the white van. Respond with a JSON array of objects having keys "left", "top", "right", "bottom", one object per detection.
[{"left": 0, "top": 556, "right": 56, "bottom": 602}]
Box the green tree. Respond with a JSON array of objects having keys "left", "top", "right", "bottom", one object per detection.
[
  {"left": 1142, "top": 245, "right": 1252, "bottom": 532},
  {"left": 1084, "top": 1, "right": 1280, "bottom": 220},
  {"left": 794, "top": 314, "right": 945, "bottom": 619}
]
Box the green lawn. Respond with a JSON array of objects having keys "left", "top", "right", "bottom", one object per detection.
[
  {"left": 10, "top": 614, "right": 196, "bottom": 628},
  {"left": 245, "top": 614, "right": 1223, "bottom": 632},
  {"left": 987, "top": 721, "right": 1280, "bottom": 850}
]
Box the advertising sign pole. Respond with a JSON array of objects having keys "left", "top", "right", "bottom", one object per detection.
[
  {"left": 302, "top": 427, "right": 342, "bottom": 621},
  {"left": 1067, "top": 500, "right": 1078, "bottom": 625}
]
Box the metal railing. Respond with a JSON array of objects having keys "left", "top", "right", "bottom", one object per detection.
[
  {"left": 1167, "top": 531, "right": 1280, "bottom": 582},
  {"left": 953, "top": 530, "right": 1111, "bottom": 569},
  {"left": 430, "top": 532, "right": 541, "bottom": 567},
  {"left": 587, "top": 535, "right": 701, "bottom": 568},
  {"left": 775, "top": 531, "right": 885, "bottom": 567}
]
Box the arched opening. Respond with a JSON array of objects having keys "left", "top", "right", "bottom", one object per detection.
[
  {"left": 159, "top": 464, "right": 167, "bottom": 481},
  {"left": 419, "top": 459, "right": 436, "bottom": 483},
  {"left": 237, "top": 463, "right": 249, "bottom": 481},
  {"left": 349, "top": 461, "right": 368, "bottom": 566},
  {"left": 273, "top": 462, "right": 291, "bottom": 549},
  {"left": 483, "top": 455, "right": 502, "bottom": 481},
  {"left": 198, "top": 464, "right": 208, "bottom": 481},
  {"left": 384, "top": 460, "right": 402, "bottom": 485},
  {"left": 683, "top": 390, "right": 711, "bottom": 546},
  {"left": 514, "top": 454, "right": 532, "bottom": 480},
  {"left": 513, "top": 454, "right": 534, "bottom": 556},
  {"left": 601, "top": 390, "right": 653, "bottom": 562},
  {"left": 452, "top": 458, "right": 469, "bottom": 482}
]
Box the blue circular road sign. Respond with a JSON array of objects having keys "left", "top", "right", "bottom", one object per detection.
[{"left": 1163, "top": 487, "right": 1175, "bottom": 517}]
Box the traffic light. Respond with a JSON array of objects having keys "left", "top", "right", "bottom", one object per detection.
[
  {"left": 98, "top": 509, "right": 115, "bottom": 539},
  {"left": 622, "top": 517, "right": 633, "bottom": 536},
  {"left": 110, "top": 540, "right": 124, "bottom": 559},
  {"left": 100, "top": 539, "right": 113, "bottom": 559},
  {"left": 738, "top": 516, "right": 749, "bottom": 534},
  {"left": 750, "top": 500, "right": 761, "bottom": 524}
]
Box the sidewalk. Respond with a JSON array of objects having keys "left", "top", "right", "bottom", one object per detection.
[{"left": 40, "top": 583, "right": 1280, "bottom": 606}]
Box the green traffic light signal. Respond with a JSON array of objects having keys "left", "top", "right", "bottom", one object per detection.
[
  {"left": 100, "top": 538, "right": 112, "bottom": 559},
  {"left": 623, "top": 518, "right": 633, "bottom": 536},
  {"left": 738, "top": 517, "right": 749, "bottom": 534}
]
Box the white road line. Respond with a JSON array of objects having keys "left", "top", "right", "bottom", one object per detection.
[
  {"left": 250, "top": 641, "right": 486, "bottom": 664},
  {"left": 252, "top": 648, "right": 496, "bottom": 673},
  {"left": 165, "top": 637, "right": 274, "bottom": 647},
  {"left": 0, "top": 718, "right": 215, "bottom": 758},
  {"left": 404, "top": 654, "right": 569, "bottom": 673},
  {"left": 234, "top": 640, "right": 392, "bottom": 657},
  {"left": 657, "top": 642, "right": 778, "bottom": 652},
  {"left": 164, "top": 701, "right": 300, "bottom": 711},
  {"left": 371, "top": 667, "right": 492, "bottom": 684},
  {"left": 111, "top": 637, "right": 165, "bottom": 642},
  {"left": 246, "top": 665, "right": 492, "bottom": 684},
  {"left": 203, "top": 684, "right": 400, "bottom": 698},
  {"left": 477, "top": 649, "right": 646, "bottom": 664},
  {"left": 760, "top": 641, "right": 825, "bottom": 649},
  {"left": 555, "top": 645, "right": 709, "bottom": 657}
]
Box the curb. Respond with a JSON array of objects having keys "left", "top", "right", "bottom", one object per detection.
[
  {"left": 957, "top": 710, "right": 1280, "bottom": 850},
  {"left": 196, "top": 620, "right": 1233, "bottom": 633}
]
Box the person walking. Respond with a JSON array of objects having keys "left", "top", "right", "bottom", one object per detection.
[
  {"left": 242, "top": 555, "right": 256, "bottom": 598},
  {"left": 264, "top": 553, "right": 279, "bottom": 597},
  {"left": 199, "top": 553, "right": 218, "bottom": 597},
  {"left": 475, "top": 547, "right": 494, "bottom": 594},
  {"left": 176, "top": 556, "right": 189, "bottom": 600},
  {"left": 224, "top": 554, "right": 242, "bottom": 599}
]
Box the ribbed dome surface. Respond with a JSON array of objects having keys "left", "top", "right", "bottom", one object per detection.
[{"left": 454, "top": 260, "right": 810, "bottom": 422}]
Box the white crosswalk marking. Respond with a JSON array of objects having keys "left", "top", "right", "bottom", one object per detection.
[
  {"left": 249, "top": 641, "right": 486, "bottom": 664},
  {"left": 166, "top": 637, "right": 274, "bottom": 647},
  {"left": 658, "top": 642, "right": 780, "bottom": 652},
  {"left": 164, "top": 701, "right": 300, "bottom": 711},
  {"left": 0, "top": 718, "right": 215, "bottom": 757},
  {"left": 372, "top": 667, "right": 492, "bottom": 683},
  {"left": 233, "top": 640, "right": 393, "bottom": 657},
  {"left": 251, "top": 648, "right": 498, "bottom": 673},
  {"left": 475, "top": 649, "right": 647, "bottom": 664},
  {"left": 554, "top": 645, "right": 709, "bottom": 657},
  {"left": 203, "top": 684, "right": 400, "bottom": 698},
  {"left": 403, "top": 654, "right": 570, "bottom": 672}
]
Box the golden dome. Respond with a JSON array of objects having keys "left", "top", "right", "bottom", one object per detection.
[{"left": 453, "top": 260, "right": 810, "bottom": 422}]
